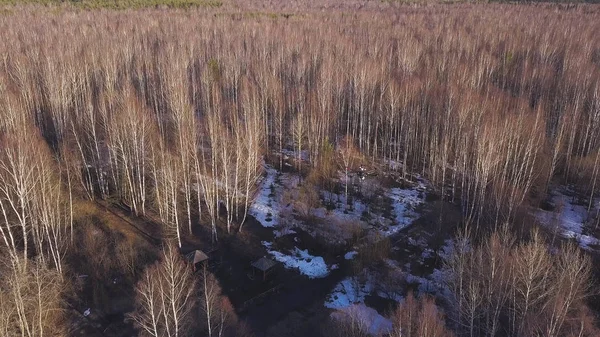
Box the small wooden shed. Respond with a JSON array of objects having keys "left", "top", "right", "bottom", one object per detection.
[
  {"left": 251, "top": 257, "right": 278, "bottom": 281},
  {"left": 186, "top": 250, "right": 209, "bottom": 272}
]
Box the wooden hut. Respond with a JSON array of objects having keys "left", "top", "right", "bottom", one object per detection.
[
  {"left": 251, "top": 257, "right": 278, "bottom": 281},
  {"left": 186, "top": 250, "right": 209, "bottom": 272}
]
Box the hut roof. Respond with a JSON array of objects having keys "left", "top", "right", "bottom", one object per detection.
[
  {"left": 252, "top": 257, "right": 277, "bottom": 272},
  {"left": 186, "top": 250, "right": 209, "bottom": 264}
]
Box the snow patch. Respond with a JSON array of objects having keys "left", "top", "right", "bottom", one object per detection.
[
  {"left": 535, "top": 189, "right": 600, "bottom": 251},
  {"left": 384, "top": 180, "right": 426, "bottom": 235},
  {"left": 322, "top": 190, "right": 368, "bottom": 222},
  {"left": 273, "top": 227, "right": 296, "bottom": 238},
  {"left": 344, "top": 251, "right": 358, "bottom": 260},
  {"left": 325, "top": 277, "right": 373, "bottom": 309},
  {"left": 249, "top": 166, "right": 280, "bottom": 228},
  {"left": 404, "top": 268, "right": 452, "bottom": 300},
  {"left": 437, "top": 239, "right": 456, "bottom": 260},
  {"left": 262, "top": 241, "right": 329, "bottom": 279},
  {"left": 331, "top": 304, "right": 393, "bottom": 336}
]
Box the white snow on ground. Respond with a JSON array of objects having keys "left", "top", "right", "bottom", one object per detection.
[
  {"left": 574, "top": 234, "right": 600, "bottom": 250},
  {"left": 344, "top": 251, "right": 358, "bottom": 260},
  {"left": 384, "top": 180, "right": 426, "bottom": 236},
  {"left": 249, "top": 166, "right": 280, "bottom": 227},
  {"left": 262, "top": 241, "right": 329, "bottom": 279},
  {"left": 321, "top": 191, "right": 368, "bottom": 222},
  {"left": 437, "top": 239, "right": 455, "bottom": 260},
  {"left": 273, "top": 227, "right": 296, "bottom": 238},
  {"left": 325, "top": 271, "right": 403, "bottom": 309},
  {"left": 535, "top": 189, "right": 600, "bottom": 251},
  {"left": 405, "top": 273, "right": 434, "bottom": 294},
  {"left": 325, "top": 277, "right": 374, "bottom": 309},
  {"left": 255, "top": 169, "right": 335, "bottom": 278},
  {"left": 331, "top": 304, "right": 393, "bottom": 336},
  {"left": 383, "top": 258, "right": 451, "bottom": 301},
  {"left": 421, "top": 248, "right": 434, "bottom": 260},
  {"left": 405, "top": 269, "right": 452, "bottom": 300}
]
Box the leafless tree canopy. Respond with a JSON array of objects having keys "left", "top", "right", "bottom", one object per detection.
[
  {"left": 0, "top": 4, "right": 598, "bottom": 234},
  {"left": 0, "top": 2, "right": 599, "bottom": 336},
  {"left": 391, "top": 292, "right": 454, "bottom": 337},
  {"left": 129, "top": 243, "right": 196, "bottom": 337},
  {"left": 444, "top": 230, "right": 598, "bottom": 337},
  {"left": 0, "top": 257, "right": 67, "bottom": 337}
]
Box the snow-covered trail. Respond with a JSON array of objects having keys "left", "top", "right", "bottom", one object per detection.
[
  {"left": 385, "top": 180, "right": 426, "bottom": 236},
  {"left": 249, "top": 166, "right": 280, "bottom": 228}
]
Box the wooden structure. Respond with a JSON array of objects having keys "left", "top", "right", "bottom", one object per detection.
[
  {"left": 251, "top": 257, "right": 278, "bottom": 281},
  {"left": 186, "top": 250, "right": 209, "bottom": 272}
]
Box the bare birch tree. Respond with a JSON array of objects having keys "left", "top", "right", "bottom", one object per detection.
[
  {"left": 0, "top": 257, "right": 66, "bottom": 337},
  {"left": 130, "top": 242, "right": 196, "bottom": 337}
]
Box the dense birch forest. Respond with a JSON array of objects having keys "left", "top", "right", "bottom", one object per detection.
[{"left": 0, "top": 2, "right": 600, "bottom": 337}]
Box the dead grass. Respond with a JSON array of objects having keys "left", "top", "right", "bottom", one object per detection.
[{"left": 73, "top": 199, "right": 143, "bottom": 244}]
